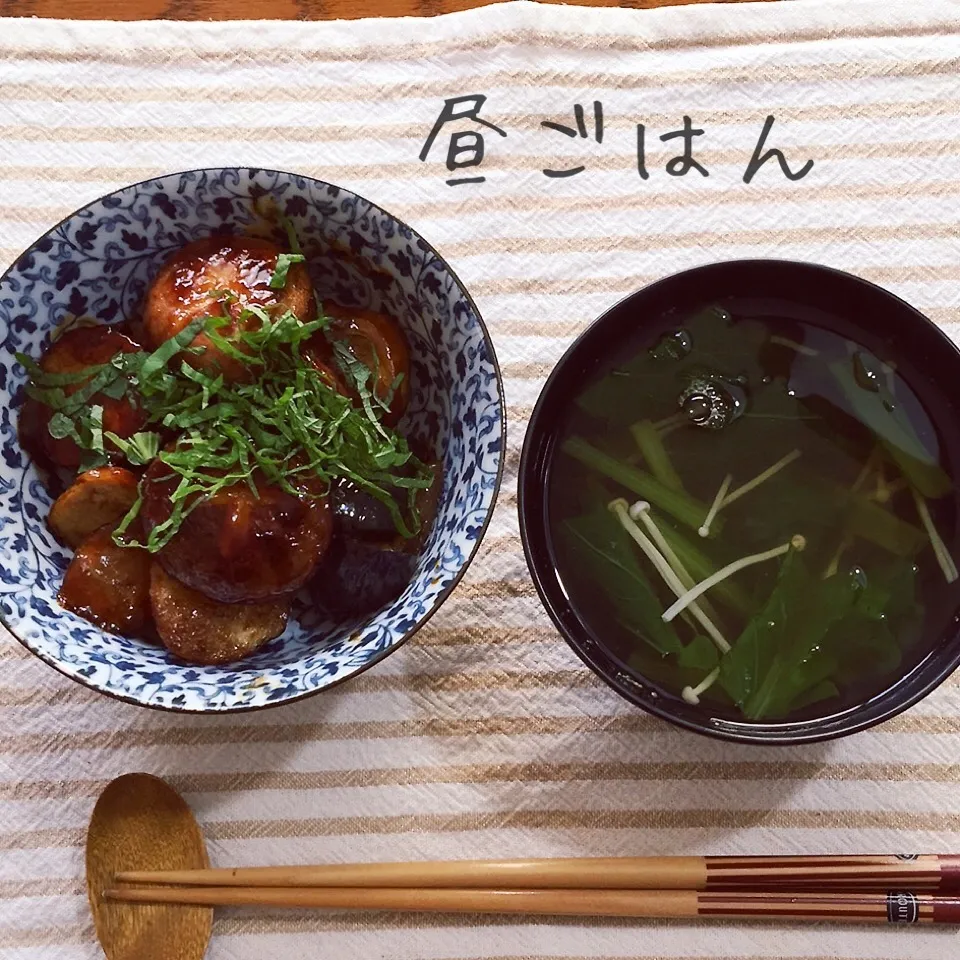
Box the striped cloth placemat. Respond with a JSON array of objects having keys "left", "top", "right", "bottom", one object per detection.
[{"left": 1, "top": 1, "right": 959, "bottom": 957}]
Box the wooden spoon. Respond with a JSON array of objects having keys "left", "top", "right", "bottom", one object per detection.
[{"left": 86, "top": 773, "right": 212, "bottom": 960}]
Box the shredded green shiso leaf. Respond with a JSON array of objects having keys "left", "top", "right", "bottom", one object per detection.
[{"left": 18, "top": 300, "right": 432, "bottom": 553}]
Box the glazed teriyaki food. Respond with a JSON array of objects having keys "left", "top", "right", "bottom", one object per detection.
[
  {"left": 550, "top": 305, "right": 960, "bottom": 722},
  {"left": 18, "top": 234, "right": 439, "bottom": 665}
]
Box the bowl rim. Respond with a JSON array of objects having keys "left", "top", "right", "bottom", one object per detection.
[
  {"left": 518, "top": 257, "right": 960, "bottom": 745},
  {"left": 0, "top": 165, "right": 507, "bottom": 714}
]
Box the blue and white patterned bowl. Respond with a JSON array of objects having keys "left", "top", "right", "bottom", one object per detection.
[{"left": 0, "top": 168, "right": 504, "bottom": 712}]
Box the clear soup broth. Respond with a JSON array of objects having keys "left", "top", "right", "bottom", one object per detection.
[{"left": 548, "top": 302, "right": 960, "bottom": 722}]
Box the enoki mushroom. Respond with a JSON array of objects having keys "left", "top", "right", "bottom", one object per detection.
[
  {"left": 663, "top": 535, "right": 807, "bottom": 624},
  {"left": 609, "top": 499, "right": 730, "bottom": 654}
]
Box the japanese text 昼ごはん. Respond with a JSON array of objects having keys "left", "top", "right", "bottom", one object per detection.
[{"left": 420, "top": 98, "right": 814, "bottom": 186}]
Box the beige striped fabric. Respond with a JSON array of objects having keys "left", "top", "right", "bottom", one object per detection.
[{"left": 2, "top": 0, "right": 960, "bottom": 956}]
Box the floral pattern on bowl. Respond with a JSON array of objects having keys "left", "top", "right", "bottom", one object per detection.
[{"left": 0, "top": 168, "right": 504, "bottom": 712}]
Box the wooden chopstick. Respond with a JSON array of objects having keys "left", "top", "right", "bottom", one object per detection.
[
  {"left": 114, "top": 853, "right": 960, "bottom": 892},
  {"left": 102, "top": 885, "right": 960, "bottom": 924}
]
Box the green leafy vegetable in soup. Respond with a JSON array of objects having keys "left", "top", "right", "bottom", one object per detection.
[{"left": 549, "top": 306, "right": 959, "bottom": 721}]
